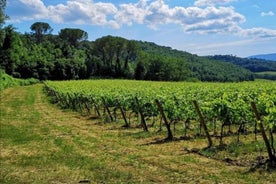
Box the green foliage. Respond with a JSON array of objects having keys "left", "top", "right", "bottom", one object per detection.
[
  {"left": 0, "top": 0, "right": 7, "bottom": 48},
  {"left": 134, "top": 61, "right": 145, "bottom": 80},
  {"left": 0, "top": 22, "right": 258, "bottom": 82},
  {"left": 0, "top": 70, "right": 39, "bottom": 91},
  {"left": 137, "top": 41, "right": 254, "bottom": 82},
  {"left": 0, "top": 25, "right": 27, "bottom": 77},
  {"left": 0, "top": 0, "right": 7, "bottom": 27},
  {"left": 139, "top": 53, "right": 190, "bottom": 81},
  {"left": 209, "top": 55, "right": 276, "bottom": 72},
  {"left": 93, "top": 35, "right": 137, "bottom": 78},
  {"left": 30, "top": 22, "right": 53, "bottom": 43},
  {"left": 0, "top": 69, "right": 18, "bottom": 90},
  {"left": 59, "top": 28, "right": 88, "bottom": 46},
  {"left": 255, "top": 71, "right": 276, "bottom": 80},
  {"left": 2, "top": 84, "right": 276, "bottom": 183},
  {"left": 44, "top": 80, "right": 276, "bottom": 130}
]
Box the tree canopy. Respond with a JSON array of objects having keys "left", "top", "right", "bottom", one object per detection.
[
  {"left": 0, "top": 0, "right": 7, "bottom": 27},
  {"left": 59, "top": 28, "right": 88, "bottom": 46},
  {"left": 0, "top": 0, "right": 7, "bottom": 47},
  {"left": 30, "top": 22, "right": 53, "bottom": 43},
  {"left": 0, "top": 21, "right": 264, "bottom": 82}
]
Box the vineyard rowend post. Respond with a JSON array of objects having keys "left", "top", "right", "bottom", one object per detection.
[
  {"left": 90, "top": 96, "right": 101, "bottom": 117},
  {"left": 134, "top": 97, "right": 148, "bottom": 132},
  {"left": 155, "top": 99, "right": 173, "bottom": 140},
  {"left": 116, "top": 99, "right": 130, "bottom": 128},
  {"left": 251, "top": 102, "right": 275, "bottom": 161},
  {"left": 101, "top": 97, "right": 114, "bottom": 122},
  {"left": 192, "top": 100, "right": 213, "bottom": 148}
]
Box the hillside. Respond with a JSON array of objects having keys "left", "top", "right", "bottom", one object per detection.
[
  {"left": 0, "top": 24, "right": 253, "bottom": 82},
  {"left": 207, "top": 55, "right": 276, "bottom": 72},
  {"left": 136, "top": 41, "right": 254, "bottom": 82},
  {"left": 254, "top": 71, "right": 276, "bottom": 80},
  {"left": 248, "top": 53, "right": 276, "bottom": 61}
]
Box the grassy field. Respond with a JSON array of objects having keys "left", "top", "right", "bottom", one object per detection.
[
  {"left": 255, "top": 71, "right": 276, "bottom": 75},
  {"left": 1, "top": 84, "right": 275, "bottom": 183}
]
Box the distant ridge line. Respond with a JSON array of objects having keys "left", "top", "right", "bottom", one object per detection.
[{"left": 248, "top": 53, "right": 276, "bottom": 61}]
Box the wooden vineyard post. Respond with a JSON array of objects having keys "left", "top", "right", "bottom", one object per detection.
[
  {"left": 116, "top": 99, "right": 130, "bottom": 128},
  {"left": 155, "top": 99, "right": 173, "bottom": 140},
  {"left": 90, "top": 96, "right": 101, "bottom": 117},
  {"left": 101, "top": 97, "right": 114, "bottom": 122},
  {"left": 192, "top": 100, "right": 213, "bottom": 148},
  {"left": 84, "top": 100, "right": 91, "bottom": 115},
  {"left": 251, "top": 102, "right": 275, "bottom": 161},
  {"left": 134, "top": 97, "right": 148, "bottom": 132}
]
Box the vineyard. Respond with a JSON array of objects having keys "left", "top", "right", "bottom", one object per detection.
[{"left": 44, "top": 80, "right": 276, "bottom": 166}]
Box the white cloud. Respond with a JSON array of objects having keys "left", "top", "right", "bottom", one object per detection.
[
  {"left": 6, "top": 0, "right": 276, "bottom": 38},
  {"left": 48, "top": 0, "right": 118, "bottom": 27},
  {"left": 114, "top": 1, "right": 148, "bottom": 26},
  {"left": 172, "top": 6, "right": 245, "bottom": 34},
  {"left": 194, "top": 0, "right": 236, "bottom": 7},
  {"left": 187, "top": 37, "right": 276, "bottom": 57},
  {"left": 7, "top": 0, "right": 48, "bottom": 21},
  {"left": 115, "top": 1, "right": 245, "bottom": 34},
  {"left": 238, "top": 27, "right": 276, "bottom": 38},
  {"left": 261, "top": 11, "right": 274, "bottom": 17},
  {"left": 8, "top": 0, "right": 118, "bottom": 28}
]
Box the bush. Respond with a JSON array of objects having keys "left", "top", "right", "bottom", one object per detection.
[{"left": 0, "top": 70, "right": 40, "bottom": 91}]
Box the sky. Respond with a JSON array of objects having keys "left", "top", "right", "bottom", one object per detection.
[{"left": 4, "top": 0, "right": 276, "bottom": 57}]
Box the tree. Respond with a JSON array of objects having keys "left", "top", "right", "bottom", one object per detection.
[
  {"left": 134, "top": 61, "right": 145, "bottom": 80},
  {"left": 0, "top": 0, "right": 8, "bottom": 47},
  {"left": 0, "top": 0, "right": 7, "bottom": 26},
  {"left": 0, "top": 26, "right": 27, "bottom": 77},
  {"left": 145, "top": 57, "right": 164, "bottom": 81},
  {"left": 92, "top": 36, "right": 138, "bottom": 77},
  {"left": 59, "top": 28, "right": 88, "bottom": 47},
  {"left": 125, "top": 40, "right": 137, "bottom": 69},
  {"left": 30, "top": 22, "right": 53, "bottom": 43}
]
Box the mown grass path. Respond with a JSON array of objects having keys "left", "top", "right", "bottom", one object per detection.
[{"left": 0, "top": 85, "right": 275, "bottom": 183}]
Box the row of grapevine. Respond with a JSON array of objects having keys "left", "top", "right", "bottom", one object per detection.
[{"left": 44, "top": 79, "right": 276, "bottom": 160}]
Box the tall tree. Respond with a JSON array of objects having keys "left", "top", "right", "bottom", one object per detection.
[
  {"left": 0, "top": 0, "right": 8, "bottom": 47},
  {"left": 134, "top": 61, "right": 145, "bottom": 80},
  {"left": 0, "top": 0, "right": 7, "bottom": 27},
  {"left": 30, "top": 22, "right": 53, "bottom": 43},
  {"left": 59, "top": 28, "right": 88, "bottom": 47},
  {"left": 125, "top": 40, "right": 137, "bottom": 70},
  {"left": 0, "top": 26, "right": 27, "bottom": 76}
]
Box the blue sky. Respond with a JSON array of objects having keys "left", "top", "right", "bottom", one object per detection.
[{"left": 5, "top": 0, "right": 276, "bottom": 57}]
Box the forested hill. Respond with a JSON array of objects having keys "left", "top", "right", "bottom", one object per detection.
[
  {"left": 207, "top": 55, "right": 276, "bottom": 72},
  {"left": 136, "top": 41, "right": 254, "bottom": 81},
  {"left": 0, "top": 22, "right": 254, "bottom": 82},
  {"left": 248, "top": 53, "right": 276, "bottom": 61}
]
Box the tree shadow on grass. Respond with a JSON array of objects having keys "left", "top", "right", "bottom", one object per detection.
[{"left": 141, "top": 136, "right": 193, "bottom": 146}]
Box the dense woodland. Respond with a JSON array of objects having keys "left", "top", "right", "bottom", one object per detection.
[
  {"left": 0, "top": 1, "right": 274, "bottom": 82},
  {"left": 208, "top": 55, "right": 276, "bottom": 73},
  {"left": 0, "top": 22, "right": 254, "bottom": 82}
]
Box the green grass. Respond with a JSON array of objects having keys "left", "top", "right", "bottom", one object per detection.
[{"left": 1, "top": 84, "right": 276, "bottom": 183}]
